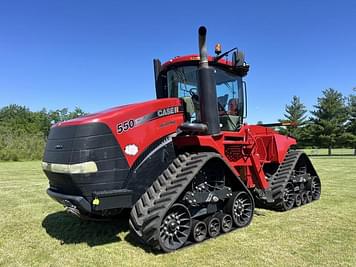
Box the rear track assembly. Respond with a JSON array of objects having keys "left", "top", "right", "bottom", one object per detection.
[{"left": 264, "top": 150, "right": 321, "bottom": 211}]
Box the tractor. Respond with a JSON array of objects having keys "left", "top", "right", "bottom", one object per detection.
[{"left": 42, "top": 26, "right": 321, "bottom": 252}]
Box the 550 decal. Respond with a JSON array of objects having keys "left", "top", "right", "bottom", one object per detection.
[{"left": 117, "top": 119, "right": 135, "bottom": 133}]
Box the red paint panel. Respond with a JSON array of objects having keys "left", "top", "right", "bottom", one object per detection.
[{"left": 53, "top": 98, "right": 184, "bottom": 167}]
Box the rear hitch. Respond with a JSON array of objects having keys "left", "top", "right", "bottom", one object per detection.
[
  {"left": 62, "top": 200, "right": 83, "bottom": 219},
  {"left": 63, "top": 201, "right": 111, "bottom": 222},
  {"left": 65, "top": 206, "right": 82, "bottom": 218}
]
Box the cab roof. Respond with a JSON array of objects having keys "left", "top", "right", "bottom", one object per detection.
[{"left": 161, "top": 54, "right": 249, "bottom": 76}]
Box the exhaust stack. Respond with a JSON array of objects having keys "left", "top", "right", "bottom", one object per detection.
[{"left": 197, "top": 26, "right": 220, "bottom": 135}]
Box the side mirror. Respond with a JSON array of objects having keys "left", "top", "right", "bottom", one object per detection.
[{"left": 232, "top": 51, "right": 245, "bottom": 67}]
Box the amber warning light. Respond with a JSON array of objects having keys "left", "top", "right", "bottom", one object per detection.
[{"left": 215, "top": 43, "right": 222, "bottom": 55}]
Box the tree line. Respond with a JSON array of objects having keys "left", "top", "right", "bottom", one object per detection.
[
  {"left": 0, "top": 87, "right": 355, "bottom": 161},
  {"left": 279, "top": 88, "right": 356, "bottom": 155},
  {"left": 0, "top": 105, "right": 86, "bottom": 161}
]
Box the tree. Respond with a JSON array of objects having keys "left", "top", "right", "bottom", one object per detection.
[
  {"left": 309, "top": 88, "right": 348, "bottom": 155},
  {"left": 0, "top": 104, "right": 49, "bottom": 135},
  {"left": 0, "top": 104, "right": 87, "bottom": 161},
  {"left": 344, "top": 94, "right": 356, "bottom": 155},
  {"left": 278, "top": 96, "right": 308, "bottom": 145},
  {"left": 283, "top": 96, "right": 308, "bottom": 125},
  {"left": 48, "top": 107, "right": 87, "bottom": 124}
]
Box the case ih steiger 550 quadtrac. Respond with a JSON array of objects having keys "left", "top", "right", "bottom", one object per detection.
[{"left": 42, "top": 26, "right": 321, "bottom": 252}]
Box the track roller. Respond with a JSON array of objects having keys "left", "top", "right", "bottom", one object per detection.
[
  {"left": 190, "top": 220, "right": 207, "bottom": 242},
  {"left": 295, "top": 193, "right": 302, "bottom": 207},
  {"left": 217, "top": 213, "right": 233, "bottom": 233},
  {"left": 301, "top": 191, "right": 308, "bottom": 205},
  {"left": 205, "top": 216, "right": 220, "bottom": 238},
  {"left": 306, "top": 191, "right": 313, "bottom": 203}
]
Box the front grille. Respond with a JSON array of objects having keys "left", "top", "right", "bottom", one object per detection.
[
  {"left": 43, "top": 123, "right": 130, "bottom": 196},
  {"left": 225, "top": 144, "right": 243, "bottom": 162}
]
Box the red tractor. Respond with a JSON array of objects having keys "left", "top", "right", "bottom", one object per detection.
[{"left": 42, "top": 26, "right": 321, "bottom": 252}]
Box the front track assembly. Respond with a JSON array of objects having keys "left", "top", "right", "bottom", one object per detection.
[{"left": 129, "top": 152, "right": 254, "bottom": 252}]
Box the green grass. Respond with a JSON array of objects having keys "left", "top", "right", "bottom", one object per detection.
[
  {"left": 0, "top": 158, "right": 355, "bottom": 266},
  {"left": 303, "top": 148, "right": 355, "bottom": 156}
]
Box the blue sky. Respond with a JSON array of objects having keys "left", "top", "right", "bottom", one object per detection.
[{"left": 0, "top": 0, "right": 355, "bottom": 123}]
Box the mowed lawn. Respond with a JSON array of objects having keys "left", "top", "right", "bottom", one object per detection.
[{"left": 0, "top": 157, "right": 355, "bottom": 267}]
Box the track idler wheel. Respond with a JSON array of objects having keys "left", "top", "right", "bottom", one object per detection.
[
  {"left": 311, "top": 176, "right": 321, "bottom": 200},
  {"left": 205, "top": 216, "right": 220, "bottom": 238},
  {"left": 158, "top": 203, "right": 192, "bottom": 251},
  {"left": 226, "top": 191, "right": 254, "bottom": 228},
  {"left": 281, "top": 182, "right": 295, "bottom": 210},
  {"left": 190, "top": 220, "right": 207, "bottom": 243},
  {"left": 217, "top": 213, "right": 233, "bottom": 233}
]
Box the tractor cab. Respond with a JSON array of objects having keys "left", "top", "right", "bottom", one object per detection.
[{"left": 154, "top": 51, "right": 249, "bottom": 132}]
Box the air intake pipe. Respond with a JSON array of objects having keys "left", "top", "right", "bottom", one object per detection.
[{"left": 197, "top": 26, "right": 220, "bottom": 135}]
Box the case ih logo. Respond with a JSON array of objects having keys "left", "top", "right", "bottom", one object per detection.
[
  {"left": 117, "top": 106, "right": 181, "bottom": 134},
  {"left": 157, "top": 107, "right": 179, "bottom": 117}
]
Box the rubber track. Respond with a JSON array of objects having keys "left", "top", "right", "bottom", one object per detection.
[
  {"left": 268, "top": 150, "right": 304, "bottom": 211},
  {"left": 129, "top": 152, "right": 220, "bottom": 251}
]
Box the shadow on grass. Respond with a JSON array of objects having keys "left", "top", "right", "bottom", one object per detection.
[
  {"left": 124, "top": 232, "right": 157, "bottom": 254},
  {"left": 42, "top": 211, "right": 130, "bottom": 247}
]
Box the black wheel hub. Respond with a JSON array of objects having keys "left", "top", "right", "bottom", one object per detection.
[
  {"left": 159, "top": 204, "right": 192, "bottom": 251},
  {"left": 167, "top": 220, "right": 178, "bottom": 232},
  {"left": 234, "top": 199, "right": 245, "bottom": 216},
  {"left": 228, "top": 191, "right": 253, "bottom": 227}
]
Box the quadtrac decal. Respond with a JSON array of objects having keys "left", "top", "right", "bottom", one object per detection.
[{"left": 117, "top": 106, "right": 182, "bottom": 134}]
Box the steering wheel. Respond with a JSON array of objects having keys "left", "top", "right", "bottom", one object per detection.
[
  {"left": 189, "top": 88, "right": 199, "bottom": 102},
  {"left": 217, "top": 94, "right": 229, "bottom": 114},
  {"left": 189, "top": 88, "right": 198, "bottom": 96}
]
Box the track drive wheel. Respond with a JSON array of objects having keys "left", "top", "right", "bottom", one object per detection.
[
  {"left": 281, "top": 182, "right": 295, "bottom": 210},
  {"left": 190, "top": 220, "right": 207, "bottom": 243},
  {"left": 226, "top": 191, "right": 254, "bottom": 228},
  {"left": 158, "top": 203, "right": 192, "bottom": 251}
]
